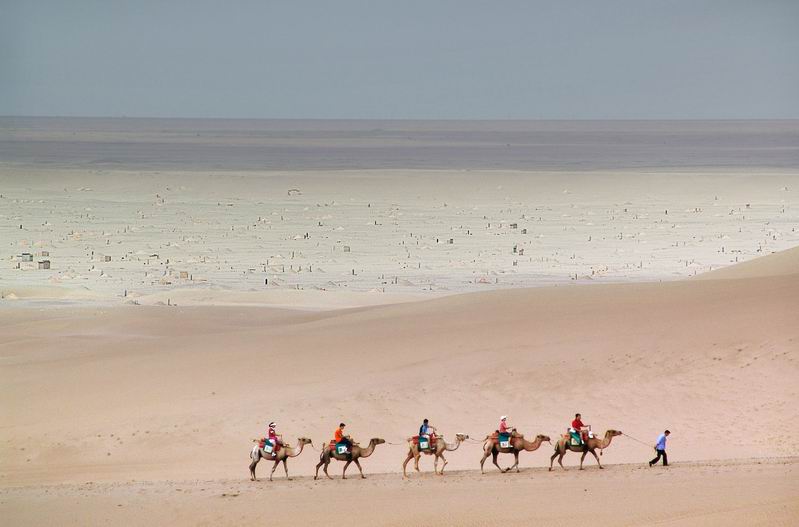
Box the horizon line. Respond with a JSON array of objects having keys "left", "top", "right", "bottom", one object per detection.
[{"left": 3, "top": 115, "right": 799, "bottom": 123}]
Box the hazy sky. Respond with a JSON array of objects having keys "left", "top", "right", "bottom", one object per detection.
[{"left": 2, "top": 1, "right": 798, "bottom": 119}]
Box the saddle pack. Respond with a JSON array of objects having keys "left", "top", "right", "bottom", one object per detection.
[
  {"left": 329, "top": 440, "right": 350, "bottom": 455},
  {"left": 487, "top": 431, "right": 514, "bottom": 448},
  {"left": 413, "top": 435, "right": 437, "bottom": 451},
  {"left": 259, "top": 438, "right": 280, "bottom": 456},
  {"left": 566, "top": 428, "right": 594, "bottom": 447}
]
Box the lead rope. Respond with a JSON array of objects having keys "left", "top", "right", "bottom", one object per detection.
[{"left": 621, "top": 432, "right": 653, "bottom": 449}]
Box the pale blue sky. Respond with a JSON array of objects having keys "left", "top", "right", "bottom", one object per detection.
[{"left": 1, "top": 1, "right": 798, "bottom": 119}]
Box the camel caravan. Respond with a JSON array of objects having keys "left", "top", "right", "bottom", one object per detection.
[{"left": 250, "top": 415, "right": 627, "bottom": 481}]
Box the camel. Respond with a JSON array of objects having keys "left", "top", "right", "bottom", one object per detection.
[
  {"left": 402, "top": 434, "right": 468, "bottom": 478},
  {"left": 480, "top": 432, "right": 551, "bottom": 473},
  {"left": 314, "top": 438, "right": 385, "bottom": 480},
  {"left": 549, "top": 429, "right": 622, "bottom": 471},
  {"left": 249, "top": 437, "right": 313, "bottom": 481}
]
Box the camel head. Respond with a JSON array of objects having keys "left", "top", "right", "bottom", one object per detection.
[
  {"left": 298, "top": 437, "right": 313, "bottom": 445},
  {"left": 537, "top": 434, "right": 552, "bottom": 444},
  {"left": 455, "top": 433, "right": 469, "bottom": 441},
  {"left": 607, "top": 429, "right": 622, "bottom": 437},
  {"left": 372, "top": 438, "right": 386, "bottom": 445}
]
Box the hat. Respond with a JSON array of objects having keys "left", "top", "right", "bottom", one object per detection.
[
  {"left": 268, "top": 422, "right": 276, "bottom": 428},
  {"left": 501, "top": 415, "right": 507, "bottom": 421}
]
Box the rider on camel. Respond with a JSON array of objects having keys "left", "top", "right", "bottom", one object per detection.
[
  {"left": 570, "top": 413, "right": 590, "bottom": 445},
  {"left": 334, "top": 422, "right": 352, "bottom": 452},
  {"left": 419, "top": 418, "right": 437, "bottom": 448},
  {"left": 261, "top": 421, "right": 283, "bottom": 453},
  {"left": 268, "top": 422, "right": 282, "bottom": 443},
  {"left": 499, "top": 415, "right": 516, "bottom": 436}
]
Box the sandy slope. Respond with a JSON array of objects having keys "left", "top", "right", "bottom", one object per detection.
[
  {"left": 1, "top": 247, "right": 797, "bottom": 525},
  {"left": 696, "top": 245, "right": 799, "bottom": 280},
  {"left": 2, "top": 459, "right": 797, "bottom": 527}
]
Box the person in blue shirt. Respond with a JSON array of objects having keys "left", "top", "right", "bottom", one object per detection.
[
  {"left": 649, "top": 430, "right": 670, "bottom": 466},
  {"left": 418, "top": 418, "right": 437, "bottom": 448}
]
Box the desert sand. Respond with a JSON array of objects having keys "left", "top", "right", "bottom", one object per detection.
[
  {"left": 2, "top": 245, "right": 798, "bottom": 525},
  {"left": 2, "top": 460, "right": 797, "bottom": 526},
  {"left": 1, "top": 119, "right": 798, "bottom": 525}
]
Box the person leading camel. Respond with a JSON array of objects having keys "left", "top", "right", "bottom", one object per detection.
[{"left": 649, "top": 429, "right": 670, "bottom": 467}]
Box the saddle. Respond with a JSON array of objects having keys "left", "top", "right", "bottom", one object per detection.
[
  {"left": 329, "top": 440, "right": 351, "bottom": 456},
  {"left": 566, "top": 429, "right": 593, "bottom": 447},
  {"left": 259, "top": 438, "right": 281, "bottom": 456},
  {"left": 412, "top": 435, "right": 437, "bottom": 451},
  {"left": 489, "top": 431, "right": 516, "bottom": 448}
]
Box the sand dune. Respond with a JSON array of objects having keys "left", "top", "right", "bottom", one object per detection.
[
  {"left": 2, "top": 245, "right": 798, "bottom": 525},
  {"left": 2, "top": 248, "right": 797, "bottom": 488},
  {"left": 696, "top": 245, "right": 799, "bottom": 280}
]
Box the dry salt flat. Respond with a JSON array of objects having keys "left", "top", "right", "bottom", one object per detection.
[{"left": 1, "top": 168, "right": 797, "bottom": 305}]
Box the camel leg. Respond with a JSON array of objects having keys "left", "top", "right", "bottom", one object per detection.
[
  {"left": 439, "top": 453, "right": 448, "bottom": 475},
  {"left": 590, "top": 449, "right": 603, "bottom": 469},
  {"left": 282, "top": 458, "right": 290, "bottom": 480},
  {"left": 492, "top": 451, "right": 505, "bottom": 473},
  {"left": 402, "top": 452, "right": 414, "bottom": 478},
  {"left": 354, "top": 458, "right": 366, "bottom": 479},
  {"left": 342, "top": 460, "right": 352, "bottom": 479},
  {"left": 315, "top": 454, "right": 333, "bottom": 480},
  {"left": 249, "top": 450, "right": 259, "bottom": 481},
  {"left": 414, "top": 453, "right": 421, "bottom": 473},
  {"left": 269, "top": 459, "right": 280, "bottom": 481},
  {"left": 580, "top": 450, "right": 588, "bottom": 470},
  {"left": 550, "top": 448, "right": 566, "bottom": 471},
  {"left": 480, "top": 450, "right": 491, "bottom": 474},
  {"left": 512, "top": 451, "right": 520, "bottom": 473}
]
